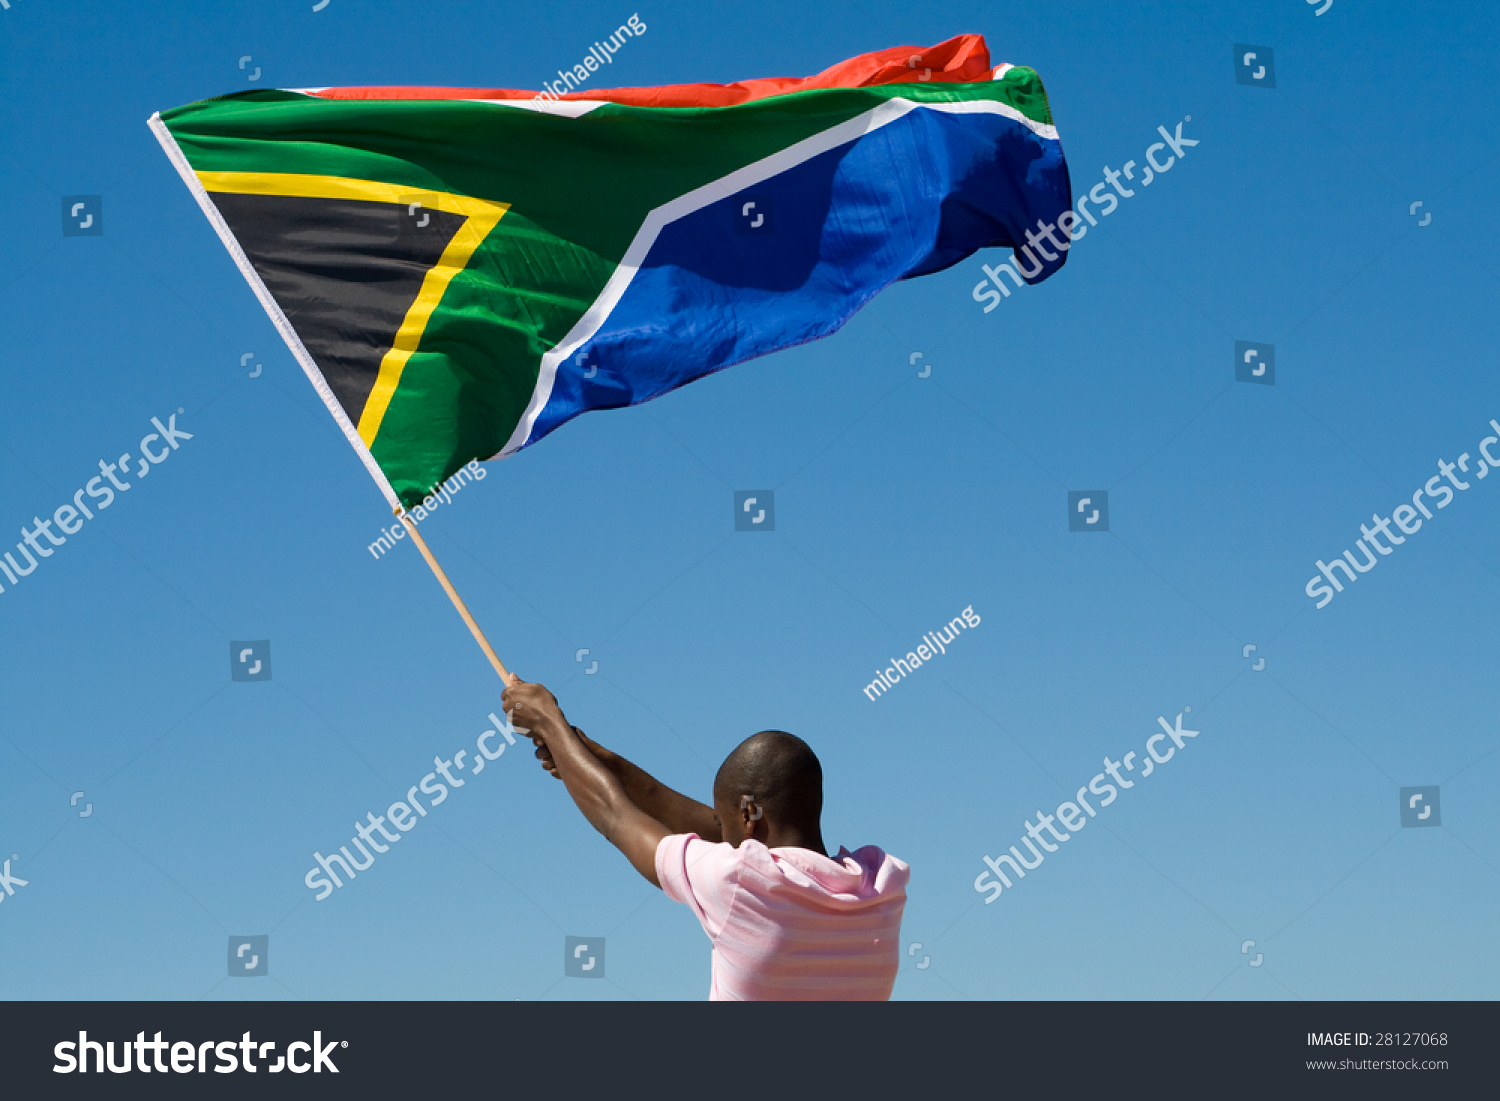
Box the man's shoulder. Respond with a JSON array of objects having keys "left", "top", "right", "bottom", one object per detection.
[{"left": 661, "top": 833, "right": 742, "bottom": 878}]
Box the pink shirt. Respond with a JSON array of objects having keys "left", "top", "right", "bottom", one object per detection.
[{"left": 655, "top": 833, "right": 909, "bottom": 1001}]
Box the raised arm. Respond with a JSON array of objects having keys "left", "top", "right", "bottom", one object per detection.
[
  {"left": 502, "top": 678, "right": 694, "bottom": 885},
  {"left": 535, "top": 725, "right": 721, "bottom": 842}
]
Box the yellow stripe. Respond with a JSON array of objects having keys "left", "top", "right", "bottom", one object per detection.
[
  {"left": 196, "top": 170, "right": 508, "bottom": 219},
  {"left": 355, "top": 208, "right": 505, "bottom": 444},
  {"left": 196, "top": 171, "right": 509, "bottom": 446}
]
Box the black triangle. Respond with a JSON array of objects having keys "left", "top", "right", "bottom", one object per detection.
[{"left": 210, "top": 191, "right": 468, "bottom": 425}]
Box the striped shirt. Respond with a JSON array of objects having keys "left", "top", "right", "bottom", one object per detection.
[{"left": 655, "top": 833, "right": 909, "bottom": 1001}]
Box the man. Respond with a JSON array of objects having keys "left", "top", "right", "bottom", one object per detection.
[{"left": 502, "top": 677, "right": 909, "bottom": 1000}]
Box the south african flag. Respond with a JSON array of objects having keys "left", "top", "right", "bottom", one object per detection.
[{"left": 150, "top": 34, "right": 1071, "bottom": 510}]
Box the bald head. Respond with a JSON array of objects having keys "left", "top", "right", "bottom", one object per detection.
[{"left": 713, "top": 730, "right": 823, "bottom": 831}]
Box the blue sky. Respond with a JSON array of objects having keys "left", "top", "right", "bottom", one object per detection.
[{"left": 2, "top": 0, "right": 1498, "bottom": 1001}]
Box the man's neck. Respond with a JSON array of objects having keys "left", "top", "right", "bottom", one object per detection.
[{"left": 766, "top": 824, "right": 827, "bottom": 857}]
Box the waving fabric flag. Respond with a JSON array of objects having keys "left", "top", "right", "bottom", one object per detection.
[{"left": 150, "top": 34, "right": 1071, "bottom": 509}]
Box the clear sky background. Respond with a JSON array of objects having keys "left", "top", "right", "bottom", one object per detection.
[{"left": 2, "top": 0, "right": 1498, "bottom": 1002}]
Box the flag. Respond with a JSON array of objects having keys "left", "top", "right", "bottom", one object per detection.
[{"left": 150, "top": 34, "right": 1071, "bottom": 510}]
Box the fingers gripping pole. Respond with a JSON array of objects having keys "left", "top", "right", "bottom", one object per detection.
[{"left": 397, "top": 511, "right": 514, "bottom": 685}]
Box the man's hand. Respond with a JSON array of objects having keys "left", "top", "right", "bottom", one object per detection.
[
  {"left": 533, "top": 735, "right": 560, "bottom": 778},
  {"left": 501, "top": 677, "right": 565, "bottom": 778},
  {"left": 501, "top": 678, "right": 568, "bottom": 741},
  {"left": 505, "top": 679, "right": 596, "bottom": 783},
  {"left": 531, "top": 729, "right": 589, "bottom": 779}
]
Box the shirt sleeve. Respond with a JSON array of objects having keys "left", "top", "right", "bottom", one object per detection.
[{"left": 654, "top": 833, "right": 741, "bottom": 940}]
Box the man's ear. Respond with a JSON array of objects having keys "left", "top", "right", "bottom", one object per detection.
[{"left": 739, "top": 795, "right": 767, "bottom": 840}]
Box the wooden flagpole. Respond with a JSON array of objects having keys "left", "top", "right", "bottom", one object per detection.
[{"left": 397, "top": 510, "right": 514, "bottom": 685}]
